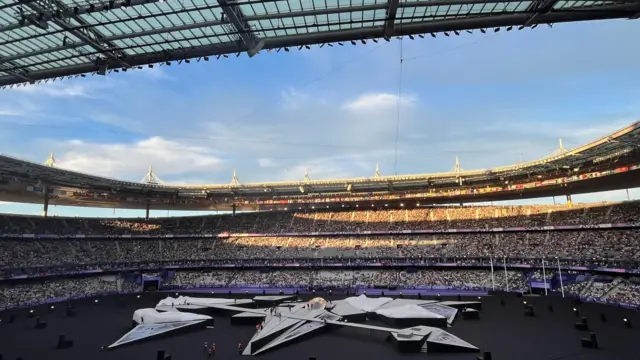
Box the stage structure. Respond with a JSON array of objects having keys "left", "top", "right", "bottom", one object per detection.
[
  {"left": 108, "top": 308, "right": 212, "bottom": 348},
  {"left": 111, "top": 295, "right": 481, "bottom": 355},
  {"left": 1, "top": 0, "right": 640, "bottom": 87}
]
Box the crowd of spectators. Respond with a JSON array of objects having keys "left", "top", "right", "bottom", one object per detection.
[
  {"left": 168, "top": 269, "right": 528, "bottom": 292},
  {"left": 0, "top": 277, "right": 118, "bottom": 309},
  {"left": 2, "top": 269, "right": 639, "bottom": 310},
  {"left": 1, "top": 201, "right": 638, "bottom": 236},
  {"left": 0, "top": 229, "right": 638, "bottom": 276}
]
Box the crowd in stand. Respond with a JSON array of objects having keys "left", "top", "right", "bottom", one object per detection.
[
  {"left": 0, "top": 277, "right": 119, "bottom": 309},
  {"left": 1, "top": 201, "right": 639, "bottom": 236},
  {"left": 0, "top": 229, "right": 638, "bottom": 277},
  {"left": 167, "top": 269, "right": 527, "bottom": 291},
  {"left": 1, "top": 269, "right": 639, "bottom": 310}
]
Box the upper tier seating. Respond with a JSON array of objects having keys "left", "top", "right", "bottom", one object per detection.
[{"left": 1, "top": 201, "right": 639, "bottom": 236}]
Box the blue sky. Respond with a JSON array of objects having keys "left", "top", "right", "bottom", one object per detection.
[{"left": 1, "top": 19, "right": 640, "bottom": 218}]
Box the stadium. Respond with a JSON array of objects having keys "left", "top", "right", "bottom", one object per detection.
[{"left": 2, "top": 1, "right": 640, "bottom": 360}]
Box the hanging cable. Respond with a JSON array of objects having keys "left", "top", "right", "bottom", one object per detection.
[{"left": 393, "top": 35, "right": 404, "bottom": 176}]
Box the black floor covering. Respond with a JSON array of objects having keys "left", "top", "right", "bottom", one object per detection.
[{"left": 1, "top": 293, "right": 639, "bottom": 360}]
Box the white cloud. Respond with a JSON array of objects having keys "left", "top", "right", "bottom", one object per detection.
[
  {"left": 140, "top": 65, "right": 175, "bottom": 80},
  {"left": 275, "top": 151, "right": 394, "bottom": 182},
  {"left": 50, "top": 136, "right": 223, "bottom": 182},
  {"left": 342, "top": 93, "right": 415, "bottom": 113},
  {"left": 0, "top": 108, "right": 23, "bottom": 117},
  {"left": 11, "top": 81, "right": 109, "bottom": 99},
  {"left": 258, "top": 158, "right": 277, "bottom": 168},
  {"left": 89, "top": 112, "right": 143, "bottom": 131}
]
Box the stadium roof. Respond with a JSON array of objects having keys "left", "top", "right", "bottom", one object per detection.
[{"left": 0, "top": 0, "right": 639, "bottom": 87}]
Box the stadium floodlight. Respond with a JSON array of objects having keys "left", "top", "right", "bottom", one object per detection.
[
  {"left": 531, "top": 24, "right": 538, "bottom": 29},
  {"left": 148, "top": 64, "right": 153, "bottom": 68},
  {"left": 305, "top": 45, "right": 311, "bottom": 49},
  {"left": 444, "top": 32, "right": 449, "bottom": 36},
  {"left": 430, "top": 33, "right": 436, "bottom": 38},
  {"left": 328, "top": 43, "right": 334, "bottom": 47},
  {"left": 400, "top": 203, "right": 404, "bottom": 207},
  {"left": 385, "top": 204, "right": 389, "bottom": 207},
  {"left": 384, "top": 37, "right": 391, "bottom": 42},
  {"left": 418, "top": 34, "right": 424, "bottom": 38},
  {"left": 466, "top": 30, "right": 472, "bottom": 34},
  {"left": 480, "top": 29, "right": 486, "bottom": 33},
  {"left": 494, "top": 27, "right": 500, "bottom": 32},
  {"left": 351, "top": 40, "right": 357, "bottom": 45},
  {"left": 223, "top": 54, "right": 228, "bottom": 58},
  {"left": 373, "top": 39, "right": 378, "bottom": 43},
  {"left": 185, "top": 59, "right": 190, "bottom": 64},
  {"left": 360, "top": 39, "right": 366, "bottom": 44},
  {"left": 165, "top": 61, "right": 171, "bottom": 66},
  {"left": 409, "top": 35, "right": 414, "bottom": 40},
  {"left": 518, "top": 25, "right": 525, "bottom": 30},
  {"left": 338, "top": 43, "right": 344, "bottom": 46},
  {"left": 547, "top": 23, "right": 553, "bottom": 28},
  {"left": 204, "top": 56, "right": 209, "bottom": 61},
  {"left": 454, "top": 30, "right": 460, "bottom": 36},
  {"left": 506, "top": 26, "right": 513, "bottom": 31}
]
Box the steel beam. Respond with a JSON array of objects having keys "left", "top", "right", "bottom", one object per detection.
[
  {"left": 524, "top": 0, "right": 561, "bottom": 26},
  {"left": 383, "top": 0, "right": 400, "bottom": 38},
  {"left": 0, "top": 60, "right": 34, "bottom": 83},
  {"left": 3, "top": 0, "right": 562, "bottom": 33},
  {"left": 2, "top": 6, "right": 640, "bottom": 86},
  {"left": 217, "top": 0, "right": 264, "bottom": 56},
  {"left": 23, "top": 0, "right": 128, "bottom": 68}
]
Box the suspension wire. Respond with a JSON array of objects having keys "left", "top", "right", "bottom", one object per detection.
[{"left": 393, "top": 36, "right": 404, "bottom": 176}]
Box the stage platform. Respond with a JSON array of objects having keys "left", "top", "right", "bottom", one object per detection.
[{"left": 1, "top": 293, "right": 639, "bottom": 360}]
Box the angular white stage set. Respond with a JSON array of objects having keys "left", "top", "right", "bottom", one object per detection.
[
  {"left": 109, "top": 308, "right": 212, "bottom": 348},
  {"left": 108, "top": 294, "right": 481, "bottom": 355}
]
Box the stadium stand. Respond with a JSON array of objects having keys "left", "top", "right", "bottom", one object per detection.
[{"left": 2, "top": 201, "right": 639, "bottom": 235}]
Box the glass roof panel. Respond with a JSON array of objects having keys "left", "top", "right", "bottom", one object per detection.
[{"left": 554, "top": 0, "right": 616, "bottom": 9}]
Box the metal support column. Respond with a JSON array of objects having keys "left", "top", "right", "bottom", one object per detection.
[
  {"left": 43, "top": 187, "right": 49, "bottom": 217},
  {"left": 145, "top": 200, "right": 150, "bottom": 220}
]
